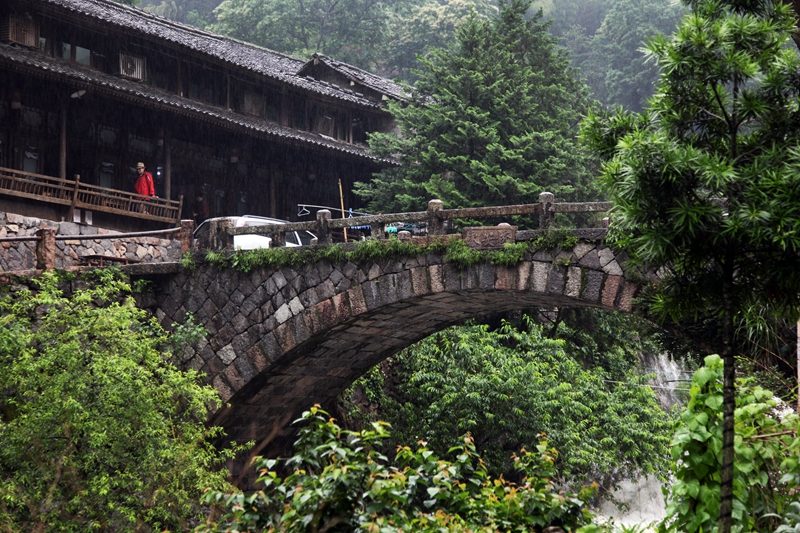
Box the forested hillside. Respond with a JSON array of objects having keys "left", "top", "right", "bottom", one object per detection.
[{"left": 136, "top": 0, "right": 684, "bottom": 109}]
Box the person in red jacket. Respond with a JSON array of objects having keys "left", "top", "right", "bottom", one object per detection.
[{"left": 134, "top": 162, "right": 157, "bottom": 213}]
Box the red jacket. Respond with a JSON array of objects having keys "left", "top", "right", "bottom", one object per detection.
[{"left": 134, "top": 171, "right": 155, "bottom": 197}]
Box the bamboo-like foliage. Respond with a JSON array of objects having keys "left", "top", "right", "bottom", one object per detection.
[{"left": 581, "top": 1, "right": 800, "bottom": 531}]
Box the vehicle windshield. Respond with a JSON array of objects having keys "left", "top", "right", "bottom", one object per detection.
[{"left": 299, "top": 231, "right": 316, "bottom": 246}]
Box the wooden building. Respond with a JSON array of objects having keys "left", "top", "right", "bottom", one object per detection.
[{"left": 0, "top": 0, "right": 403, "bottom": 230}]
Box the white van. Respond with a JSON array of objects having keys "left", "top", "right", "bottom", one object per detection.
[{"left": 194, "top": 215, "right": 316, "bottom": 250}]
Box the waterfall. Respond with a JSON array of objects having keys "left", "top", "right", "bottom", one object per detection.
[
  {"left": 599, "top": 476, "right": 667, "bottom": 528},
  {"left": 641, "top": 351, "right": 691, "bottom": 411},
  {"left": 596, "top": 352, "right": 692, "bottom": 529}
]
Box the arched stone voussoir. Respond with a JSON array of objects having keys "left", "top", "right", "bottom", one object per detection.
[{"left": 152, "top": 241, "right": 644, "bottom": 450}]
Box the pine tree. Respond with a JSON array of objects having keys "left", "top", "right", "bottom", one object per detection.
[
  {"left": 356, "top": 0, "right": 596, "bottom": 216},
  {"left": 582, "top": 0, "right": 800, "bottom": 531}
]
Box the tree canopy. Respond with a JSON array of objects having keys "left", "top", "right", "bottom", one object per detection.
[
  {"left": 341, "top": 318, "right": 673, "bottom": 487},
  {"left": 0, "top": 271, "right": 232, "bottom": 532},
  {"left": 355, "top": 0, "right": 597, "bottom": 215},
  {"left": 211, "top": 0, "right": 390, "bottom": 68},
  {"left": 581, "top": 0, "right": 800, "bottom": 529}
]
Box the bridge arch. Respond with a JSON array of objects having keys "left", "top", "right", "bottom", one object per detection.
[{"left": 153, "top": 236, "right": 642, "bottom": 463}]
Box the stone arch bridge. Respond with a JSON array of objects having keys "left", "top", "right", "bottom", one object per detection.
[{"left": 132, "top": 216, "right": 643, "bottom": 476}]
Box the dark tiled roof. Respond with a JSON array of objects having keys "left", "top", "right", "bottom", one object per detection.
[
  {"left": 30, "top": 0, "right": 390, "bottom": 109},
  {"left": 301, "top": 54, "right": 408, "bottom": 101},
  {"left": 0, "top": 44, "right": 383, "bottom": 161}
]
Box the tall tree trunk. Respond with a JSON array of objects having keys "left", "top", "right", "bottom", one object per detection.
[{"left": 718, "top": 269, "right": 735, "bottom": 533}]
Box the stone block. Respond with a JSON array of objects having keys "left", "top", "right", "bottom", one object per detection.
[
  {"left": 362, "top": 280, "right": 381, "bottom": 310},
  {"left": 258, "top": 333, "right": 281, "bottom": 363},
  {"left": 246, "top": 344, "right": 269, "bottom": 372},
  {"left": 274, "top": 303, "right": 292, "bottom": 324},
  {"left": 329, "top": 268, "right": 344, "bottom": 286},
  {"left": 314, "top": 299, "right": 338, "bottom": 328},
  {"left": 443, "top": 263, "right": 461, "bottom": 292},
  {"left": 598, "top": 247, "right": 615, "bottom": 267},
  {"left": 547, "top": 265, "right": 566, "bottom": 295},
  {"left": 231, "top": 330, "right": 252, "bottom": 354},
  {"left": 579, "top": 249, "right": 601, "bottom": 270},
  {"left": 332, "top": 292, "right": 352, "bottom": 322},
  {"left": 495, "top": 266, "right": 515, "bottom": 290},
  {"left": 215, "top": 324, "right": 237, "bottom": 349},
  {"left": 532, "top": 250, "right": 553, "bottom": 261},
  {"left": 368, "top": 264, "right": 381, "bottom": 280},
  {"left": 410, "top": 266, "right": 429, "bottom": 295},
  {"left": 231, "top": 313, "right": 249, "bottom": 334},
  {"left": 378, "top": 273, "right": 399, "bottom": 306},
  {"left": 299, "top": 287, "right": 320, "bottom": 308},
  {"left": 601, "top": 275, "right": 622, "bottom": 307},
  {"left": 213, "top": 375, "right": 234, "bottom": 403},
  {"left": 572, "top": 242, "right": 595, "bottom": 260},
  {"left": 218, "top": 344, "right": 237, "bottom": 365},
  {"left": 273, "top": 270, "right": 288, "bottom": 290},
  {"left": 617, "top": 281, "right": 638, "bottom": 312},
  {"left": 429, "top": 265, "right": 444, "bottom": 293},
  {"left": 273, "top": 323, "right": 296, "bottom": 353},
  {"left": 478, "top": 263, "right": 495, "bottom": 289},
  {"left": 603, "top": 259, "right": 623, "bottom": 276},
  {"left": 581, "top": 271, "right": 603, "bottom": 303},
  {"left": 516, "top": 262, "right": 532, "bottom": 290},
  {"left": 289, "top": 313, "right": 310, "bottom": 346},
  {"left": 288, "top": 296, "right": 304, "bottom": 315},
  {"left": 532, "top": 262, "right": 549, "bottom": 292},
  {"left": 397, "top": 269, "right": 414, "bottom": 300},
  {"left": 348, "top": 285, "right": 367, "bottom": 316},
  {"left": 565, "top": 266, "right": 582, "bottom": 298},
  {"left": 223, "top": 364, "right": 246, "bottom": 392}
]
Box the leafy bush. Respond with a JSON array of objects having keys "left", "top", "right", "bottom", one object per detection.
[
  {"left": 0, "top": 270, "right": 233, "bottom": 532},
  {"left": 197, "top": 406, "right": 604, "bottom": 533},
  {"left": 658, "top": 354, "right": 800, "bottom": 533}
]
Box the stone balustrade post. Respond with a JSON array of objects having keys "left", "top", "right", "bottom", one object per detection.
[
  {"left": 370, "top": 222, "right": 383, "bottom": 240},
  {"left": 427, "top": 199, "right": 444, "bottom": 236},
  {"left": 539, "top": 192, "right": 554, "bottom": 230},
  {"left": 602, "top": 217, "right": 610, "bottom": 228},
  {"left": 209, "top": 217, "right": 233, "bottom": 252},
  {"left": 35, "top": 228, "right": 56, "bottom": 270},
  {"left": 271, "top": 230, "right": 285, "bottom": 248},
  {"left": 316, "top": 209, "right": 332, "bottom": 244},
  {"left": 180, "top": 219, "right": 195, "bottom": 253}
]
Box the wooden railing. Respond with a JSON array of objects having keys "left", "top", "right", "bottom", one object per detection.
[
  {"left": 0, "top": 166, "right": 182, "bottom": 225},
  {"left": 202, "top": 193, "right": 613, "bottom": 251}
]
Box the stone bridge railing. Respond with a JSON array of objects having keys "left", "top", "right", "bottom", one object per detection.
[
  {"left": 0, "top": 212, "right": 190, "bottom": 272},
  {"left": 200, "top": 193, "right": 613, "bottom": 251}
]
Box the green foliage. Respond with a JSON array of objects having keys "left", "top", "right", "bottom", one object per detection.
[
  {"left": 357, "top": 0, "right": 597, "bottom": 215},
  {"left": 201, "top": 235, "right": 583, "bottom": 272},
  {"left": 550, "top": 0, "right": 685, "bottom": 112},
  {"left": 771, "top": 502, "right": 800, "bottom": 533},
  {"left": 386, "top": 0, "right": 497, "bottom": 79},
  {"left": 211, "top": 0, "right": 390, "bottom": 69},
  {"left": 581, "top": 1, "right": 800, "bottom": 528},
  {"left": 197, "top": 406, "right": 602, "bottom": 533},
  {"left": 549, "top": 308, "right": 670, "bottom": 382},
  {"left": 352, "top": 319, "right": 672, "bottom": 486},
  {"left": 658, "top": 354, "right": 800, "bottom": 533},
  {"left": 531, "top": 228, "right": 580, "bottom": 250},
  {"left": 181, "top": 250, "right": 197, "bottom": 271},
  {"left": 0, "top": 270, "right": 232, "bottom": 532},
  {"left": 581, "top": 0, "right": 800, "bottom": 323}
]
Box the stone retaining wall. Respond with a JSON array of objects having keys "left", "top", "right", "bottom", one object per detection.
[{"left": 0, "top": 212, "right": 181, "bottom": 272}]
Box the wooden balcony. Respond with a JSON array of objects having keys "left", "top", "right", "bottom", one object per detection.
[{"left": 0, "top": 166, "right": 182, "bottom": 225}]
